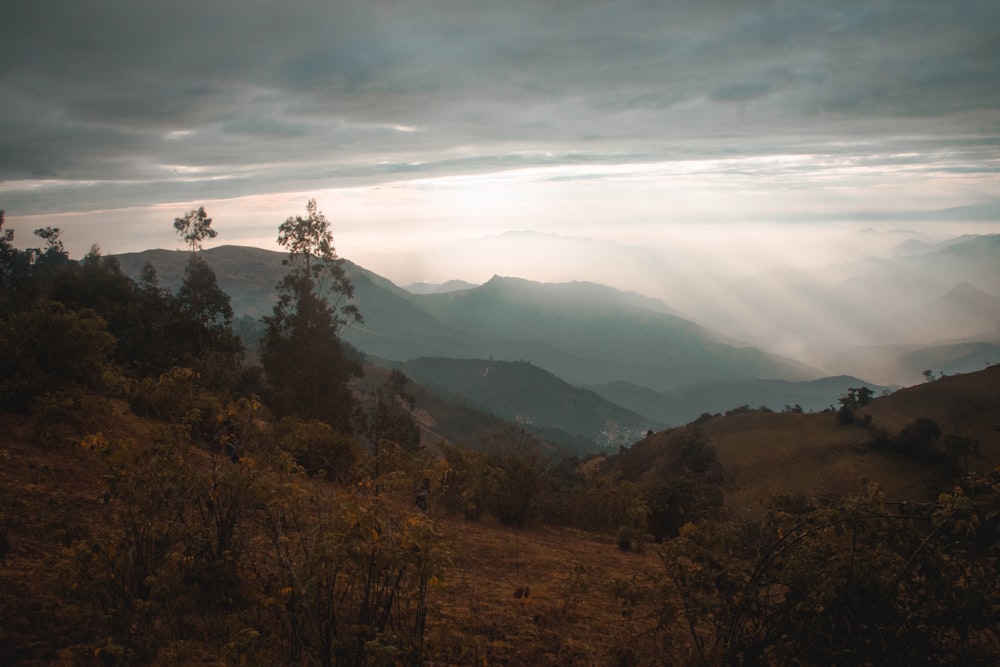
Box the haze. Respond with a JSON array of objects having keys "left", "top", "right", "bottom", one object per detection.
[{"left": 4, "top": 1, "right": 998, "bottom": 372}]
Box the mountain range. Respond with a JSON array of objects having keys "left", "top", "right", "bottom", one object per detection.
[{"left": 115, "top": 232, "right": 998, "bottom": 449}]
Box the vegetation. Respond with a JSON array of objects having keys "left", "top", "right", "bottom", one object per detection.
[
  {"left": 1, "top": 206, "right": 999, "bottom": 664},
  {"left": 261, "top": 199, "right": 362, "bottom": 429}
]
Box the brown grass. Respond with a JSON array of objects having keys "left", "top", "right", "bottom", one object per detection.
[
  {"left": 639, "top": 365, "right": 1000, "bottom": 512},
  {"left": 0, "top": 406, "right": 672, "bottom": 666},
  {"left": 425, "top": 515, "right": 665, "bottom": 666}
]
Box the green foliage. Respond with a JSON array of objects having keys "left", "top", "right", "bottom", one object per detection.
[
  {"left": 127, "top": 366, "right": 224, "bottom": 442},
  {"left": 0, "top": 300, "right": 116, "bottom": 413},
  {"left": 29, "top": 388, "right": 114, "bottom": 446},
  {"left": 645, "top": 472, "right": 723, "bottom": 540},
  {"left": 358, "top": 369, "right": 422, "bottom": 458},
  {"left": 435, "top": 442, "right": 493, "bottom": 520},
  {"left": 660, "top": 478, "right": 1000, "bottom": 665},
  {"left": 173, "top": 206, "right": 217, "bottom": 253},
  {"left": 68, "top": 409, "right": 446, "bottom": 665},
  {"left": 837, "top": 386, "right": 876, "bottom": 425},
  {"left": 617, "top": 496, "right": 652, "bottom": 553},
  {"left": 892, "top": 417, "right": 944, "bottom": 462},
  {"left": 75, "top": 433, "right": 195, "bottom": 651},
  {"left": 263, "top": 201, "right": 363, "bottom": 428},
  {"left": 270, "top": 416, "right": 359, "bottom": 480},
  {"left": 178, "top": 254, "right": 234, "bottom": 329},
  {"left": 275, "top": 198, "right": 361, "bottom": 328},
  {"left": 262, "top": 271, "right": 361, "bottom": 427},
  {"left": 943, "top": 433, "right": 981, "bottom": 471},
  {"left": 256, "top": 477, "right": 446, "bottom": 665},
  {"left": 484, "top": 438, "right": 546, "bottom": 527},
  {"left": 43, "top": 246, "right": 244, "bottom": 386}
]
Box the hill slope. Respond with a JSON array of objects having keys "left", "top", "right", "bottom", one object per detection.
[
  {"left": 402, "top": 357, "right": 656, "bottom": 451},
  {"left": 407, "top": 275, "right": 817, "bottom": 391},
  {"left": 603, "top": 364, "right": 1000, "bottom": 508},
  {"left": 590, "top": 375, "right": 895, "bottom": 426}
]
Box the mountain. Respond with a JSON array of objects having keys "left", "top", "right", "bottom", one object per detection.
[
  {"left": 116, "top": 246, "right": 818, "bottom": 394},
  {"left": 401, "top": 357, "right": 656, "bottom": 451},
  {"left": 359, "top": 231, "right": 1000, "bottom": 371},
  {"left": 405, "top": 275, "right": 817, "bottom": 391},
  {"left": 688, "top": 233, "right": 1000, "bottom": 377},
  {"left": 402, "top": 279, "right": 478, "bottom": 294},
  {"left": 589, "top": 375, "right": 894, "bottom": 426}
]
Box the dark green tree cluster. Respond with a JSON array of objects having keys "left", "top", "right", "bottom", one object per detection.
[
  {"left": 0, "top": 208, "right": 245, "bottom": 418},
  {"left": 837, "top": 385, "right": 875, "bottom": 425},
  {"left": 0, "top": 200, "right": 367, "bottom": 465},
  {"left": 0, "top": 202, "right": 460, "bottom": 665},
  {"left": 659, "top": 475, "right": 1000, "bottom": 665},
  {"left": 261, "top": 199, "right": 362, "bottom": 429}
]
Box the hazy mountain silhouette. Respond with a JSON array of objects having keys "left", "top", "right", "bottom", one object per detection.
[
  {"left": 405, "top": 275, "right": 816, "bottom": 391},
  {"left": 590, "top": 375, "right": 893, "bottom": 427},
  {"left": 116, "top": 246, "right": 816, "bottom": 390},
  {"left": 360, "top": 231, "right": 1000, "bottom": 383},
  {"left": 114, "top": 239, "right": 997, "bottom": 443},
  {"left": 401, "top": 357, "right": 656, "bottom": 451},
  {"left": 402, "top": 279, "right": 478, "bottom": 294}
]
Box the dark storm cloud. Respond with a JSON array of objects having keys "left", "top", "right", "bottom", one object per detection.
[{"left": 2, "top": 0, "right": 999, "bottom": 214}]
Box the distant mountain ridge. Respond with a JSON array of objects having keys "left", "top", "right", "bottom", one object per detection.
[
  {"left": 589, "top": 375, "right": 894, "bottom": 426},
  {"left": 402, "top": 279, "right": 478, "bottom": 294},
  {"left": 359, "top": 231, "right": 1000, "bottom": 386},
  {"left": 114, "top": 242, "right": 994, "bottom": 446},
  {"left": 401, "top": 357, "right": 656, "bottom": 451},
  {"left": 404, "top": 274, "right": 816, "bottom": 391},
  {"left": 116, "top": 246, "right": 818, "bottom": 394}
]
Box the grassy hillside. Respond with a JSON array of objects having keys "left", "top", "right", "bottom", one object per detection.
[
  {"left": 590, "top": 375, "right": 894, "bottom": 426},
  {"left": 603, "top": 364, "right": 1000, "bottom": 510}
]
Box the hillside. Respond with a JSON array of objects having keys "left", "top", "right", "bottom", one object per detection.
[
  {"left": 401, "top": 357, "right": 656, "bottom": 451},
  {"left": 602, "top": 364, "right": 1000, "bottom": 510},
  {"left": 590, "top": 375, "right": 894, "bottom": 426},
  {"left": 0, "top": 405, "right": 667, "bottom": 665},
  {"left": 406, "top": 275, "right": 817, "bottom": 391}
]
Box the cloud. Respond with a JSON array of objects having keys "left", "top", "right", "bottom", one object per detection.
[{"left": 0, "top": 0, "right": 997, "bottom": 240}]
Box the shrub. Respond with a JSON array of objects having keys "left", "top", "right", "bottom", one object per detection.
[{"left": 270, "top": 417, "right": 359, "bottom": 481}]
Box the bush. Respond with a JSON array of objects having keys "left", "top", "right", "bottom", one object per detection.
[
  {"left": 270, "top": 417, "right": 359, "bottom": 481},
  {"left": 660, "top": 478, "right": 1000, "bottom": 664},
  {"left": 127, "top": 367, "right": 224, "bottom": 443},
  {"left": 891, "top": 418, "right": 944, "bottom": 461}
]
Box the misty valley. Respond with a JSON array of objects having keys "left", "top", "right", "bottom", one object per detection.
[{"left": 1, "top": 209, "right": 999, "bottom": 665}]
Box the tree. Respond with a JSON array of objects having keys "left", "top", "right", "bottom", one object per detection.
[
  {"left": 173, "top": 206, "right": 217, "bottom": 253},
  {"left": 275, "top": 198, "right": 360, "bottom": 330},
  {"left": 483, "top": 432, "right": 546, "bottom": 527},
  {"left": 168, "top": 213, "right": 244, "bottom": 388},
  {"left": 0, "top": 300, "right": 116, "bottom": 412},
  {"left": 942, "top": 434, "right": 980, "bottom": 472},
  {"left": 892, "top": 417, "right": 943, "bottom": 462},
  {"left": 261, "top": 200, "right": 362, "bottom": 428},
  {"left": 360, "top": 369, "right": 421, "bottom": 453},
  {"left": 0, "top": 211, "right": 34, "bottom": 305},
  {"left": 177, "top": 255, "right": 234, "bottom": 329}
]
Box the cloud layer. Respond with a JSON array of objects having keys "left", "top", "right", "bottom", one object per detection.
[{"left": 2, "top": 1, "right": 999, "bottom": 256}]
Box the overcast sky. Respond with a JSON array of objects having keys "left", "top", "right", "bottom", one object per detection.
[{"left": 3, "top": 0, "right": 999, "bottom": 280}]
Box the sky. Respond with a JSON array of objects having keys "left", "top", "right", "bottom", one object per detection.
[{"left": 3, "top": 0, "right": 999, "bottom": 286}]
